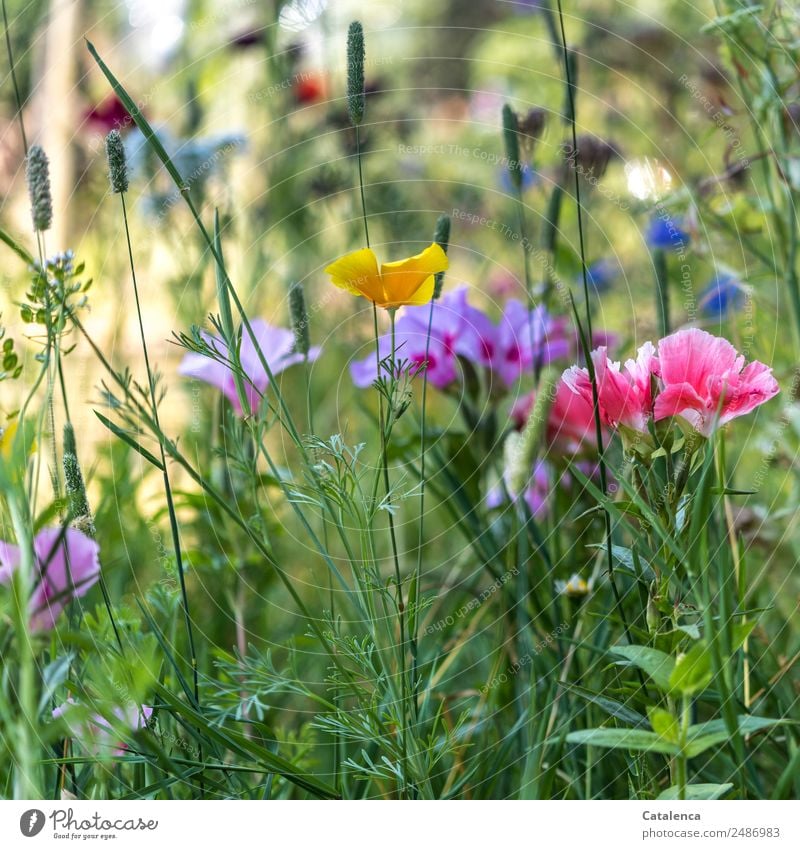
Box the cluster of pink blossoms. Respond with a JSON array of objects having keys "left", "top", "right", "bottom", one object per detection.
[
  {"left": 562, "top": 328, "right": 779, "bottom": 439},
  {"left": 499, "top": 329, "right": 779, "bottom": 520}
]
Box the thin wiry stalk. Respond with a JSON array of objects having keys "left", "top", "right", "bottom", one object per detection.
[
  {"left": 555, "top": 0, "right": 636, "bottom": 649},
  {"left": 117, "top": 191, "right": 201, "bottom": 716},
  {"left": 355, "top": 125, "right": 370, "bottom": 247},
  {"left": 1, "top": 0, "right": 27, "bottom": 151},
  {"left": 412, "top": 297, "right": 436, "bottom": 718},
  {"left": 387, "top": 309, "right": 409, "bottom": 795}
]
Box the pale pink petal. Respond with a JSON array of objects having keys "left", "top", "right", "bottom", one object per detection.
[
  {"left": 0, "top": 541, "right": 21, "bottom": 584},
  {"left": 655, "top": 328, "right": 779, "bottom": 434},
  {"left": 658, "top": 328, "right": 738, "bottom": 390}
]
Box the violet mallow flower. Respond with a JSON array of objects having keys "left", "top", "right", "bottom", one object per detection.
[
  {"left": 350, "top": 287, "right": 488, "bottom": 389},
  {"left": 653, "top": 328, "right": 779, "bottom": 436},
  {"left": 486, "top": 458, "right": 550, "bottom": 519},
  {"left": 53, "top": 700, "right": 153, "bottom": 757},
  {"left": 179, "top": 319, "right": 320, "bottom": 415},
  {"left": 475, "top": 300, "right": 570, "bottom": 388},
  {"left": 0, "top": 527, "right": 101, "bottom": 631},
  {"left": 350, "top": 289, "right": 569, "bottom": 391}
]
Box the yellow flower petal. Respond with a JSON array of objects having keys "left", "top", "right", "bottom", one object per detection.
[
  {"left": 379, "top": 243, "right": 449, "bottom": 308},
  {"left": 324, "top": 248, "right": 383, "bottom": 302},
  {"left": 386, "top": 274, "right": 435, "bottom": 308},
  {"left": 0, "top": 420, "right": 17, "bottom": 459}
]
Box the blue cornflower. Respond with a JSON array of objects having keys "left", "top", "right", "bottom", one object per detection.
[
  {"left": 585, "top": 258, "right": 620, "bottom": 294},
  {"left": 698, "top": 272, "right": 745, "bottom": 318},
  {"left": 646, "top": 215, "right": 690, "bottom": 251},
  {"left": 500, "top": 161, "right": 537, "bottom": 193}
]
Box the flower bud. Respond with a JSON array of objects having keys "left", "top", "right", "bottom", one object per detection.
[
  {"left": 502, "top": 104, "right": 523, "bottom": 191},
  {"left": 506, "top": 367, "right": 557, "bottom": 496},
  {"left": 561, "top": 134, "right": 621, "bottom": 181},
  {"left": 63, "top": 423, "right": 95, "bottom": 537}
]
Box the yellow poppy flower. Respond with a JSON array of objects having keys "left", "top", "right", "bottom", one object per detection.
[
  {"left": 0, "top": 420, "right": 18, "bottom": 459},
  {"left": 325, "top": 244, "right": 448, "bottom": 309}
]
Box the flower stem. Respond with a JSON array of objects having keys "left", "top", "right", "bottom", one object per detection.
[
  {"left": 355, "top": 125, "right": 370, "bottom": 247},
  {"left": 8, "top": 494, "right": 42, "bottom": 798},
  {"left": 372, "top": 307, "right": 409, "bottom": 796},
  {"left": 556, "top": 0, "right": 637, "bottom": 657},
  {"left": 118, "top": 193, "right": 202, "bottom": 722}
]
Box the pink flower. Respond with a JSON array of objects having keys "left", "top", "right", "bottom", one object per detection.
[
  {"left": 53, "top": 701, "right": 153, "bottom": 757},
  {"left": 512, "top": 378, "right": 600, "bottom": 455},
  {"left": 562, "top": 342, "right": 657, "bottom": 434},
  {"left": 0, "top": 528, "right": 101, "bottom": 632},
  {"left": 653, "top": 328, "right": 779, "bottom": 436},
  {"left": 179, "top": 319, "right": 320, "bottom": 415}
]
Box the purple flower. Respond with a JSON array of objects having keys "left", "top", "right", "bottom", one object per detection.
[
  {"left": 487, "top": 459, "right": 550, "bottom": 519},
  {"left": 350, "top": 287, "right": 487, "bottom": 389},
  {"left": 350, "top": 289, "right": 570, "bottom": 391},
  {"left": 0, "top": 528, "right": 101, "bottom": 632},
  {"left": 475, "top": 300, "right": 570, "bottom": 387},
  {"left": 53, "top": 700, "right": 153, "bottom": 757},
  {"left": 179, "top": 318, "right": 320, "bottom": 415}
]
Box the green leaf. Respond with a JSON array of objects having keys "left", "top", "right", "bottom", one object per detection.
[
  {"left": 611, "top": 645, "right": 675, "bottom": 692},
  {"left": 685, "top": 716, "right": 785, "bottom": 758},
  {"left": 648, "top": 707, "right": 679, "bottom": 743},
  {"left": 156, "top": 685, "right": 339, "bottom": 798},
  {"left": 566, "top": 727, "right": 679, "bottom": 755},
  {"left": 37, "top": 654, "right": 74, "bottom": 715},
  {"left": 94, "top": 412, "right": 165, "bottom": 470},
  {"left": 0, "top": 226, "right": 34, "bottom": 265},
  {"left": 658, "top": 783, "right": 733, "bottom": 800},
  {"left": 565, "top": 684, "right": 648, "bottom": 728},
  {"left": 669, "top": 620, "right": 756, "bottom": 696},
  {"left": 669, "top": 641, "right": 712, "bottom": 696}
]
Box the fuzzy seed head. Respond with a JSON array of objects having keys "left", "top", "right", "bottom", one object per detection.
[
  {"left": 26, "top": 145, "right": 53, "bottom": 232},
  {"left": 347, "top": 21, "right": 366, "bottom": 126},
  {"left": 432, "top": 214, "right": 451, "bottom": 300},
  {"left": 105, "top": 130, "right": 129, "bottom": 194},
  {"left": 289, "top": 282, "right": 310, "bottom": 357}
]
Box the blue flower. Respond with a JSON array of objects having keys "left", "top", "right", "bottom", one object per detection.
[
  {"left": 698, "top": 273, "right": 745, "bottom": 318},
  {"left": 500, "top": 162, "right": 537, "bottom": 193},
  {"left": 646, "top": 215, "right": 690, "bottom": 251},
  {"left": 585, "top": 258, "right": 620, "bottom": 294}
]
